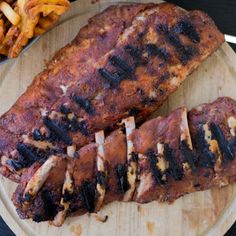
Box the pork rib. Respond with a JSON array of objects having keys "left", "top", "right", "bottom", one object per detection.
[
  {"left": 0, "top": 3, "right": 224, "bottom": 181},
  {"left": 12, "top": 97, "right": 236, "bottom": 224}
]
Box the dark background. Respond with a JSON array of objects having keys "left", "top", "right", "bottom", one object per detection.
[{"left": 0, "top": 0, "right": 236, "bottom": 235}]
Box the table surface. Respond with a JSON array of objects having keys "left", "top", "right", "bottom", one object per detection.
[{"left": 1, "top": 0, "right": 236, "bottom": 235}]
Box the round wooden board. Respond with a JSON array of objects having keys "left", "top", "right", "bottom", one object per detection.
[{"left": 1, "top": 1, "right": 236, "bottom": 235}]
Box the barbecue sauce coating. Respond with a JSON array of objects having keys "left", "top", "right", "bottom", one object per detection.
[
  {"left": 0, "top": 2, "right": 224, "bottom": 182},
  {"left": 12, "top": 97, "right": 236, "bottom": 222}
]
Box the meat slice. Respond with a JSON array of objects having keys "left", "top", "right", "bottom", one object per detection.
[
  {"left": 103, "top": 129, "right": 127, "bottom": 204},
  {"left": 12, "top": 157, "right": 67, "bottom": 222},
  {"left": 0, "top": 2, "right": 224, "bottom": 181},
  {"left": 188, "top": 97, "right": 236, "bottom": 189},
  {"left": 68, "top": 143, "right": 97, "bottom": 216},
  {"left": 131, "top": 107, "right": 194, "bottom": 203},
  {"left": 12, "top": 97, "right": 236, "bottom": 225}
]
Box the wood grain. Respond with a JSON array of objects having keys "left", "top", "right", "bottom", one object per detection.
[{"left": 1, "top": 1, "right": 236, "bottom": 236}]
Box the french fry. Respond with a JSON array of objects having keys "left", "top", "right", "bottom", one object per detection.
[
  {"left": 25, "top": 0, "right": 70, "bottom": 12},
  {"left": 0, "top": 1, "right": 20, "bottom": 25},
  {"left": 34, "top": 12, "right": 59, "bottom": 36},
  {"left": 0, "top": 19, "right": 4, "bottom": 44},
  {"left": 29, "top": 5, "right": 69, "bottom": 18},
  {"left": 38, "top": 12, "right": 59, "bottom": 29},
  {"left": 0, "top": 25, "right": 19, "bottom": 55},
  {"left": 0, "top": 0, "right": 70, "bottom": 58}
]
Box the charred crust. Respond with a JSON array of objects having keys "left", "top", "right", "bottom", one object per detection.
[
  {"left": 17, "top": 143, "right": 40, "bottom": 162},
  {"left": 180, "top": 140, "right": 197, "bottom": 172},
  {"left": 130, "top": 152, "right": 139, "bottom": 162},
  {"left": 146, "top": 149, "right": 165, "bottom": 185},
  {"left": 98, "top": 68, "right": 121, "bottom": 88},
  {"left": 80, "top": 181, "right": 95, "bottom": 213},
  {"left": 77, "top": 120, "right": 90, "bottom": 136},
  {"left": 72, "top": 95, "right": 95, "bottom": 115},
  {"left": 163, "top": 144, "right": 183, "bottom": 181},
  {"left": 125, "top": 44, "right": 142, "bottom": 60},
  {"left": 204, "top": 171, "right": 210, "bottom": 178},
  {"left": 210, "top": 122, "right": 234, "bottom": 161},
  {"left": 160, "top": 72, "right": 170, "bottom": 82},
  {"left": 141, "top": 97, "right": 156, "bottom": 106},
  {"left": 40, "top": 189, "right": 58, "bottom": 220},
  {"left": 33, "top": 129, "right": 44, "bottom": 141},
  {"left": 9, "top": 145, "right": 56, "bottom": 171},
  {"left": 60, "top": 104, "right": 71, "bottom": 115},
  {"left": 110, "top": 55, "right": 134, "bottom": 75},
  {"left": 195, "top": 127, "right": 216, "bottom": 168},
  {"left": 129, "top": 107, "right": 141, "bottom": 116},
  {"left": 137, "top": 87, "right": 145, "bottom": 96},
  {"left": 174, "top": 19, "right": 200, "bottom": 43},
  {"left": 96, "top": 171, "right": 107, "bottom": 186},
  {"left": 7, "top": 159, "right": 25, "bottom": 171},
  {"left": 33, "top": 214, "right": 43, "bottom": 223},
  {"left": 156, "top": 24, "right": 198, "bottom": 64},
  {"left": 145, "top": 44, "right": 169, "bottom": 61},
  {"left": 23, "top": 192, "right": 32, "bottom": 202},
  {"left": 125, "top": 44, "right": 147, "bottom": 66},
  {"left": 179, "top": 46, "right": 198, "bottom": 65},
  {"left": 66, "top": 116, "right": 90, "bottom": 136},
  {"left": 62, "top": 189, "right": 74, "bottom": 203},
  {"left": 43, "top": 116, "right": 72, "bottom": 145},
  {"left": 115, "top": 164, "right": 129, "bottom": 194},
  {"left": 193, "top": 183, "right": 201, "bottom": 188}
]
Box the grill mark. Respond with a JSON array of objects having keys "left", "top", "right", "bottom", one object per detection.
[
  {"left": 43, "top": 117, "right": 72, "bottom": 145},
  {"left": 17, "top": 143, "right": 39, "bottom": 161},
  {"left": 80, "top": 181, "right": 95, "bottom": 213},
  {"left": 157, "top": 24, "right": 198, "bottom": 65},
  {"left": 66, "top": 117, "right": 90, "bottom": 136},
  {"left": 145, "top": 44, "right": 169, "bottom": 61},
  {"left": 146, "top": 149, "right": 164, "bottom": 185},
  {"left": 40, "top": 189, "right": 58, "bottom": 221},
  {"left": 8, "top": 146, "right": 57, "bottom": 171},
  {"left": 116, "top": 164, "right": 129, "bottom": 193},
  {"left": 76, "top": 120, "right": 90, "bottom": 136},
  {"left": 110, "top": 55, "right": 134, "bottom": 75},
  {"left": 62, "top": 189, "right": 74, "bottom": 202},
  {"left": 174, "top": 19, "right": 200, "bottom": 43},
  {"left": 180, "top": 140, "right": 197, "bottom": 171},
  {"left": 210, "top": 122, "right": 234, "bottom": 161},
  {"left": 195, "top": 126, "right": 216, "bottom": 168},
  {"left": 163, "top": 144, "right": 183, "bottom": 181},
  {"left": 60, "top": 104, "right": 71, "bottom": 115},
  {"left": 7, "top": 159, "right": 24, "bottom": 171},
  {"left": 141, "top": 97, "right": 156, "bottom": 106},
  {"left": 130, "top": 151, "right": 139, "bottom": 162},
  {"left": 72, "top": 95, "right": 95, "bottom": 115},
  {"left": 96, "top": 171, "right": 106, "bottom": 186},
  {"left": 129, "top": 107, "right": 141, "bottom": 116},
  {"left": 33, "top": 129, "right": 44, "bottom": 141},
  {"left": 125, "top": 44, "right": 142, "bottom": 59},
  {"left": 98, "top": 68, "right": 121, "bottom": 88},
  {"left": 125, "top": 44, "right": 148, "bottom": 66}
]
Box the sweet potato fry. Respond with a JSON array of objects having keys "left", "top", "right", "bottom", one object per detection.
[
  {"left": 25, "top": 0, "right": 70, "bottom": 12},
  {"left": 0, "top": 25, "right": 19, "bottom": 55},
  {"left": 0, "top": 0, "right": 70, "bottom": 57},
  {"left": 29, "top": 5, "right": 69, "bottom": 18},
  {"left": 0, "top": 1, "right": 20, "bottom": 25},
  {"left": 0, "top": 19, "right": 4, "bottom": 43}
]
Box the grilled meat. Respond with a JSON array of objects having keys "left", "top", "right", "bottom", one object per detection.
[
  {"left": 12, "top": 97, "right": 236, "bottom": 225},
  {"left": 0, "top": 3, "right": 224, "bottom": 181}
]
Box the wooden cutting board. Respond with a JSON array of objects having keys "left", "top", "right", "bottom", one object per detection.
[{"left": 1, "top": 1, "right": 236, "bottom": 235}]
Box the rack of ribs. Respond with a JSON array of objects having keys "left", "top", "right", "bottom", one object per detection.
[
  {"left": 12, "top": 97, "right": 236, "bottom": 225},
  {"left": 0, "top": 2, "right": 224, "bottom": 182}
]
